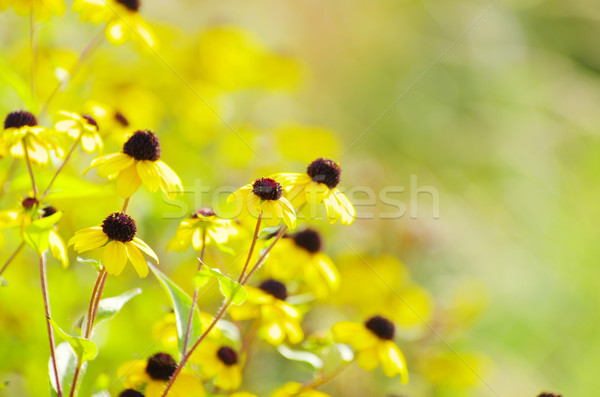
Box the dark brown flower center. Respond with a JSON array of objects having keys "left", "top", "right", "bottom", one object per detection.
[
  {"left": 365, "top": 315, "right": 395, "bottom": 340},
  {"left": 21, "top": 197, "right": 39, "bottom": 209},
  {"left": 252, "top": 178, "right": 282, "bottom": 201},
  {"left": 292, "top": 228, "right": 322, "bottom": 253},
  {"left": 101, "top": 212, "right": 137, "bottom": 242},
  {"left": 193, "top": 208, "right": 215, "bottom": 218},
  {"left": 115, "top": 111, "right": 130, "bottom": 127},
  {"left": 216, "top": 346, "right": 238, "bottom": 366},
  {"left": 306, "top": 158, "right": 341, "bottom": 189},
  {"left": 259, "top": 279, "right": 288, "bottom": 301},
  {"left": 145, "top": 353, "right": 177, "bottom": 381},
  {"left": 81, "top": 114, "right": 99, "bottom": 130},
  {"left": 42, "top": 206, "right": 57, "bottom": 218},
  {"left": 537, "top": 394, "right": 562, "bottom": 397},
  {"left": 123, "top": 130, "right": 161, "bottom": 161},
  {"left": 119, "top": 390, "right": 144, "bottom": 397},
  {"left": 4, "top": 110, "right": 37, "bottom": 129},
  {"left": 115, "top": 0, "right": 140, "bottom": 11}
]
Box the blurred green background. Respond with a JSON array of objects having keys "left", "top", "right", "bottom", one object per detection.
[{"left": 2, "top": 0, "right": 600, "bottom": 396}]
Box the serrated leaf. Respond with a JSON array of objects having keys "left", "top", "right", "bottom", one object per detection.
[
  {"left": 149, "top": 263, "right": 203, "bottom": 353},
  {"left": 49, "top": 342, "right": 81, "bottom": 396},
  {"left": 193, "top": 263, "right": 247, "bottom": 305},
  {"left": 50, "top": 319, "right": 98, "bottom": 362},
  {"left": 23, "top": 212, "right": 62, "bottom": 254},
  {"left": 93, "top": 288, "right": 142, "bottom": 327},
  {"left": 277, "top": 345, "right": 323, "bottom": 369}
]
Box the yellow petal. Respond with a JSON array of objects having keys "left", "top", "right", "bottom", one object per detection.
[
  {"left": 137, "top": 160, "right": 161, "bottom": 192},
  {"left": 102, "top": 241, "right": 127, "bottom": 276},
  {"left": 126, "top": 243, "right": 149, "bottom": 278},
  {"left": 49, "top": 230, "right": 69, "bottom": 269},
  {"left": 357, "top": 346, "right": 379, "bottom": 371},
  {"left": 95, "top": 153, "right": 133, "bottom": 177},
  {"left": 131, "top": 237, "right": 159, "bottom": 263},
  {"left": 116, "top": 163, "right": 142, "bottom": 198}
]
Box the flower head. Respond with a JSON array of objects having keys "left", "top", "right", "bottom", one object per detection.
[
  {"left": 85, "top": 130, "right": 182, "bottom": 198},
  {"left": 191, "top": 342, "right": 243, "bottom": 391},
  {"left": 68, "top": 212, "right": 158, "bottom": 277},
  {"left": 227, "top": 177, "right": 296, "bottom": 228},
  {"left": 273, "top": 158, "right": 354, "bottom": 225},
  {"left": 332, "top": 316, "right": 408, "bottom": 382},
  {"left": 55, "top": 111, "right": 103, "bottom": 153},
  {"left": 1, "top": 110, "right": 64, "bottom": 165},
  {"left": 271, "top": 382, "right": 330, "bottom": 397},
  {"left": 118, "top": 390, "right": 144, "bottom": 397},
  {"left": 167, "top": 208, "right": 238, "bottom": 252}
]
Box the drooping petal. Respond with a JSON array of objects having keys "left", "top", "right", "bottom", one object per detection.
[
  {"left": 49, "top": 230, "right": 69, "bottom": 268},
  {"left": 102, "top": 241, "right": 127, "bottom": 276},
  {"left": 126, "top": 242, "right": 149, "bottom": 278},
  {"left": 137, "top": 160, "right": 161, "bottom": 192},
  {"left": 131, "top": 237, "right": 159, "bottom": 262},
  {"left": 116, "top": 163, "right": 142, "bottom": 198}
]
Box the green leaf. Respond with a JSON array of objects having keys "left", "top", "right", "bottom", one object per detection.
[
  {"left": 93, "top": 288, "right": 142, "bottom": 327},
  {"left": 259, "top": 226, "right": 282, "bottom": 239},
  {"left": 149, "top": 263, "right": 203, "bottom": 353},
  {"left": 193, "top": 263, "right": 247, "bottom": 305},
  {"left": 50, "top": 319, "right": 98, "bottom": 362},
  {"left": 277, "top": 345, "right": 323, "bottom": 369},
  {"left": 23, "top": 212, "right": 62, "bottom": 254},
  {"left": 77, "top": 257, "right": 103, "bottom": 272},
  {"left": 49, "top": 342, "right": 80, "bottom": 396}
]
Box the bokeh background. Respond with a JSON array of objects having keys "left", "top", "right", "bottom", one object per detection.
[{"left": 1, "top": 0, "right": 599, "bottom": 396}]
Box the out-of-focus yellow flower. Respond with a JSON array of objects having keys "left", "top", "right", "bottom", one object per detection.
[
  {"left": 0, "top": 0, "right": 64, "bottom": 21},
  {"left": 152, "top": 310, "right": 224, "bottom": 349},
  {"left": 274, "top": 158, "right": 354, "bottom": 225},
  {"left": 85, "top": 130, "right": 182, "bottom": 198},
  {"left": 1, "top": 110, "right": 64, "bottom": 165},
  {"left": 263, "top": 229, "right": 339, "bottom": 300},
  {"left": 0, "top": 200, "right": 68, "bottom": 267},
  {"left": 231, "top": 393, "right": 258, "bottom": 397},
  {"left": 55, "top": 111, "right": 103, "bottom": 153},
  {"left": 68, "top": 212, "right": 158, "bottom": 277},
  {"left": 167, "top": 208, "right": 238, "bottom": 252},
  {"left": 332, "top": 316, "right": 408, "bottom": 383},
  {"left": 118, "top": 352, "right": 205, "bottom": 397},
  {"left": 86, "top": 101, "right": 131, "bottom": 142},
  {"left": 229, "top": 280, "right": 304, "bottom": 345},
  {"left": 72, "top": 0, "right": 154, "bottom": 48},
  {"left": 191, "top": 341, "right": 242, "bottom": 391},
  {"left": 271, "top": 382, "right": 330, "bottom": 397},
  {"left": 274, "top": 125, "right": 340, "bottom": 164},
  {"left": 227, "top": 177, "right": 296, "bottom": 229}
]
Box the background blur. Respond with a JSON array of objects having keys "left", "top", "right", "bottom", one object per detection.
[{"left": 2, "top": 0, "right": 600, "bottom": 396}]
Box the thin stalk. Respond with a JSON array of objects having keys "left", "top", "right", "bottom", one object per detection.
[
  {"left": 42, "top": 136, "right": 81, "bottom": 199},
  {"left": 302, "top": 360, "right": 354, "bottom": 390},
  {"left": 40, "top": 254, "right": 62, "bottom": 396},
  {"left": 238, "top": 214, "right": 262, "bottom": 283},
  {"left": 122, "top": 197, "right": 131, "bottom": 213},
  {"left": 22, "top": 139, "right": 38, "bottom": 196},
  {"left": 241, "top": 225, "right": 287, "bottom": 285},
  {"left": 0, "top": 241, "right": 25, "bottom": 277},
  {"left": 181, "top": 229, "right": 207, "bottom": 355}
]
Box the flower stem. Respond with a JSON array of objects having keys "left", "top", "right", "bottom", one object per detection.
[
  {"left": 0, "top": 241, "right": 25, "bottom": 278},
  {"left": 181, "top": 229, "right": 207, "bottom": 355},
  {"left": 122, "top": 197, "right": 131, "bottom": 213},
  {"left": 302, "top": 360, "right": 354, "bottom": 390},
  {"left": 241, "top": 225, "right": 287, "bottom": 285},
  {"left": 40, "top": 253, "right": 62, "bottom": 396},
  {"left": 42, "top": 136, "right": 81, "bottom": 199},
  {"left": 238, "top": 214, "right": 262, "bottom": 283},
  {"left": 22, "top": 139, "right": 38, "bottom": 197}
]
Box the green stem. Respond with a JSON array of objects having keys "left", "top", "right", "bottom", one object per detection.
[
  {"left": 237, "top": 214, "right": 262, "bottom": 283},
  {"left": 40, "top": 254, "right": 62, "bottom": 396},
  {"left": 42, "top": 136, "right": 81, "bottom": 199},
  {"left": 22, "top": 139, "right": 38, "bottom": 197},
  {"left": 181, "top": 229, "right": 207, "bottom": 355},
  {"left": 0, "top": 241, "right": 25, "bottom": 277}
]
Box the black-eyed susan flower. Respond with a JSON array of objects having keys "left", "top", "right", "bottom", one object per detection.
[
  {"left": 332, "top": 315, "right": 408, "bottom": 382},
  {"left": 191, "top": 342, "right": 243, "bottom": 391},
  {"left": 55, "top": 111, "right": 103, "bottom": 153},
  {"left": 227, "top": 177, "right": 296, "bottom": 228},
  {"left": 274, "top": 158, "right": 355, "bottom": 225},
  {"left": 118, "top": 390, "right": 144, "bottom": 397},
  {"left": 167, "top": 208, "right": 238, "bottom": 252},
  {"left": 0, "top": 199, "right": 68, "bottom": 267},
  {"left": 263, "top": 228, "right": 339, "bottom": 300},
  {"left": 72, "top": 0, "right": 154, "bottom": 47},
  {"left": 0, "top": 0, "right": 64, "bottom": 21},
  {"left": 271, "top": 382, "right": 330, "bottom": 397},
  {"left": 68, "top": 212, "right": 158, "bottom": 277},
  {"left": 118, "top": 352, "right": 205, "bottom": 397},
  {"left": 229, "top": 279, "right": 304, "bottom": 345},
  {"left": 85, "top": 130, "right": 182, "bottom": 198},
  {"left": 1, "top": 110, "right": 64, "bottom": 165}
]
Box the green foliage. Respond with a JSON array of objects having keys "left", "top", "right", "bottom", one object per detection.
[
  {"left": 93, "top": 288, "right": 142, "bottom": 328},
  {"left": 193, "top": 262, "right": 247, "bottom": 305},
  {"left": 50, "top": 319, "right": 98, "bottom": 363},
  {"left": 23, "top": 212, "right": 62, "bottom": 254}
]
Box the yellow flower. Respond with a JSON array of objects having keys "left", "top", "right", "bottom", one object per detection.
[
  {"left": 54, "top": 111, "right": 103, "bottom": 153},
  {"left": 1, "top": 110, "right": 64, "bottom": 165},
  {"left": 118, "top": 352, "right": 205, "bottom": 397},
  {"left": 231, "top": 393, "right": 258, "bottom": 397},
  {"left": 0, "top": 199, "right": 68, "bottom": 268},
  {"left": 263, "top": 229, "right": 339, "bottom": 300},
  {"left": 229, "top": 280, "right": 304, "bottom": 345},
  {"left": 191, "top": 341, "right": 243, "bottom": 391},
  {"left": 0, "top": 0, "right": 64, "bottom": 21},
  {"left": 271, "top": 382, "right": 330, "bottom": 397},
  {"left": 167, "top": 208, "right": 238, "bottom": 252},
  {"left": 227, "top": 177, "right": 296, "bottom": 228},
  {"left": 274, "top": 158, "right": 355, "bottom": 225},
  {"left": 85, "top": 130, "right": 182, "bottom": 198},
  {"left": 68, "top": 212, "right": 158, "bottom": 277},
  {"left": 332, "top": 316, "right": 408, "bottom": 382},
  {"left": 72, "top": 0, "right": 154, "bottom": 48}
]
